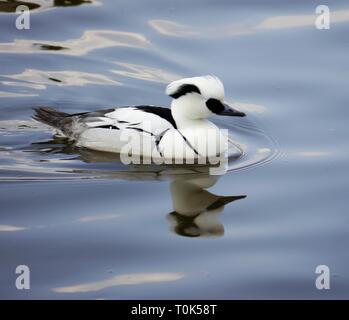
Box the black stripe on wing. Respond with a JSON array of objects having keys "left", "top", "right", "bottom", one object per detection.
[
  {"left": 125, "top": 126, "right": 155, "bottom": 136},
  {"left": 96, "top": 125, "right": 120, "bottom": 130},
  {"left": 134, "top": 105, "right": 177, "bottom": 129}
]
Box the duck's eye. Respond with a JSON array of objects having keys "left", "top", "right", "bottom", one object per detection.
[{"left": 206, "top": 98, "right": 225, "bottom": 114}]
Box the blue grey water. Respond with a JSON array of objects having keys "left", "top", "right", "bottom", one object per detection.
[{"left": 0, "top": 0, "right": 348, "bottom": 299}]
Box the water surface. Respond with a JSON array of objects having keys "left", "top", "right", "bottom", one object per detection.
[{"left": 0, "top": 0, "right": 349, "bottom": 299}]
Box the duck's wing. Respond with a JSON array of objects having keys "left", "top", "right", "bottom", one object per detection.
[
  {"left": 34, "top": 106, "right": 176, "bottom": 139},
  {"left": 76, "top": 105, "right": 176, "bottom": 136}
]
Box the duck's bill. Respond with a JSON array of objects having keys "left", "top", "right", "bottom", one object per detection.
[{"left": 219, "top": 104, "right": 246, "bottom": 117}]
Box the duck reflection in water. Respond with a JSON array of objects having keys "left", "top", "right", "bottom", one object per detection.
[
  {"left": 168, "top": 176, "right": 246, "bottom": 238},
  {"left": 31, "top": 137, "right": 247, "bottom": 238}
]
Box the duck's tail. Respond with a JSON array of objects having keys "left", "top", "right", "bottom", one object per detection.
[
  {"left": 33, "top": 107, "right": 69, "bottom": 127},
  {"left": 33, "top": 107, "right": 75, "bottom": 137}
]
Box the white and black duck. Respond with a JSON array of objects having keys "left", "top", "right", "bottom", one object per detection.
[{"left": 33, "top": 75, "right": 246, "bottom": 161}]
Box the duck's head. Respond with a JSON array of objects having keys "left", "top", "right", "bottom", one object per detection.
[{"left": 166, "top": 75, "right": 246, "bottom": 121}]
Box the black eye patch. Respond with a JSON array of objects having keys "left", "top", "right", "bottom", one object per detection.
[
  {"left": 206, "top": 98, "right": 225, "bottom": 114},
  {"left": 169, "top": 84, "right": 201, "bottom": 99}
]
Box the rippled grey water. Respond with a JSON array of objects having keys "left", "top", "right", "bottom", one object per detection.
[{"left": 0, "top": 0, "right": 349, "bottom": 299}]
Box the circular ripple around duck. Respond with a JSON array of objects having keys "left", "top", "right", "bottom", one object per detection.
[{"left": 217, "top": 116, "right": 281, "bottom": 173}]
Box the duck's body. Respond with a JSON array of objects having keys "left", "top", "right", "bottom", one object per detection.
[{"left": 33, "top": 76, "right": 245, "bottom": 161}]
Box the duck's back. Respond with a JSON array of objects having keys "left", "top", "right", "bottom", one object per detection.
[{"left": 34, "top": 106, "right": 176, "bottom": 154}]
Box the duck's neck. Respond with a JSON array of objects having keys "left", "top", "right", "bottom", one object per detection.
[
  {"left": 174, "top": 117, "right": 210, "bottom": 129},
  {"left": 171, "top": 102, "right": 210, "bottom": 130}
]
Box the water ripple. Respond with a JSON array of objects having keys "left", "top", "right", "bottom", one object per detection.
[{"left": 0, "top": 115, "right": 279, "bottom": 181}]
